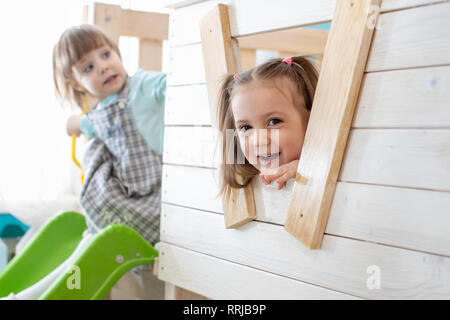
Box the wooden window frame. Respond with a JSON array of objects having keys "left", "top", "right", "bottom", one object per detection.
[{"left": 200, "top": 0, "right": 380, "bottom": 249}]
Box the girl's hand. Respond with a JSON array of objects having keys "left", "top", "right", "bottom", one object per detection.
[
  {"left": 259, "top": 160, "right": 299, "bottom": 190},
  {"left": 66, "top": 115, "right": 82, "bottom": 137}
]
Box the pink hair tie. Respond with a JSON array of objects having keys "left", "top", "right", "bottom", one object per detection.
[
  {"left": 282, "top": 57, "right": 293, "bottom": 65},
  {"left": 233, "top": 73, "right": 239, "bottom": 80}
]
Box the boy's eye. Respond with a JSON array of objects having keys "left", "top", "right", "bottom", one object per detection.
[
  {"left": 268, "top": 118, "right": 282, "bottom": 126},
  {"left": 84, "top": 64, "right": 93, "bottom": 73},
  {"left": 103, "top": 50, "right": 110, "bottom": 59}
]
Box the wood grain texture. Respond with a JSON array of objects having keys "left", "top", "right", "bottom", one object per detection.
[
  {"left": 285, "top": 0, "right": 381, "bottom": 249},
  {"left": 160, "top": 203, "right": 450, "bottom": 299},
  {"left": 199, "top": 4, "right": 256, "bottom": 228},
  {"left": 158, "top": 242, "right": 361, "bottom": 299}
]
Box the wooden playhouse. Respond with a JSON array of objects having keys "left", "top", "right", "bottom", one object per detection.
[{"left": 158, "top": 0, "right": 450, "bottom": 300}]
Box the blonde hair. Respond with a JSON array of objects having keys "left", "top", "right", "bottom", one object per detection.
[
  {"left": 52, "top": 24, "right": 121, "bottom": 109},
  {"left": 217, "top": 56, "right": 319, "bottom": 197}
]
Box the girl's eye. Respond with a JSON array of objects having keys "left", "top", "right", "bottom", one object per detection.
[
  {"left": 84, "top": 64, "right": 93, "bottom": 73},
  {"left": 239, "top": 125, "right": 252, "bottom": 132},
  {"left": 268, "top": 118, "right": 282, "bottom": 126},
  {"left": 103, "top": 50, "right": 110, "bottom": 59}
]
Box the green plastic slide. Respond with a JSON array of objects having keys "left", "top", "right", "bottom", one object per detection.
[{"left": 0, "top": 211, "right": 158, "bottom": 300}]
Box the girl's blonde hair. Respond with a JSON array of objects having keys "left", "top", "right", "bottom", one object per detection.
[
  {"left": 217, "top": 56, "right": 319, "bottom": 197},
  {"left": 53, "top": 24, "right": 121, "bottom": 109}
]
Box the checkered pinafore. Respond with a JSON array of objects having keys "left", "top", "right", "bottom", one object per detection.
[{"left": 80, "top": 77, "right": 162, "bottom": 245}]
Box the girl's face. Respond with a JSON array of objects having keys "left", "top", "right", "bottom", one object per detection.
[
  {"left": 231, "top": 78, "right": 310, "bottom": 171},
  {"left": 71, "top": 45, "right": 126, "bottom": 100}
]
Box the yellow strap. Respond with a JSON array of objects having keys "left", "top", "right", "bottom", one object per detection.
[
  {"left": 71, "top": 100, "right": 90, "bottom": 185},
  {"left": 71, "top": 134, "right": 84, "bottom": 184}
]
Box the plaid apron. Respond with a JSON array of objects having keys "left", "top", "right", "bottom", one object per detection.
[{"left": 80, "top": 78, "right": 161, "bottom": 245}]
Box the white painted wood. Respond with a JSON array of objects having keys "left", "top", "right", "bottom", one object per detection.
[
  {"left": 165, "top": 84, "right": 211, "bottom": 125},
  {"left": 160, "top": 203, "right": 450, "bottom": 299},
  {"left": 340, "top": 129, "right": 450, "bottom": 191},
  {"left": 366, "top": 1, "right": 450, "bottom": 72},
  {"left": 353, "top": 66, "right": 450, "bottom": 128},
  {"left": 381, "top": 0, "right": 448, "bottom": 11},
  {"left": 327, "top": 182, "right": 450, "bottom": 257},
  {"left": 161, "top": 165, "right": 222, "bottom": 213},
  {"left": 168, "top": 0, "right": 445, "bottom": 47},
  {"left": 252, "top": 177, "right": 294, "bottom": 225},
  {"left": 164, "top": 65, "right": 450, "bottom": 127},
  {"left": 163, "top": 126, "right": 218, "bottom": 167},
  {"left": 167, "top": 7, "right": 450, "bottom": 85},
  {"left": 157, "top": 242, "right": 361, "bottom": 299},
  {"left": 163, "top": 127, "right": 450, "bottom": 192},
  {"left": 167, "top": 44, "right": 205, "bottom": 86},
  {"left": 162, "top": 164, "right": 450, "bottom": 256},
  {"left": 169, "top": 0, "right": 227, "bottom": 46},
  {"left": 164, "top": 0, "right": 208, "bottom": 9}
]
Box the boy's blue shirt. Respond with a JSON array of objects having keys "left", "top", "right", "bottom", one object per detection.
[{"left": 80, "top": 69, "right": 166, "bottom": 155}]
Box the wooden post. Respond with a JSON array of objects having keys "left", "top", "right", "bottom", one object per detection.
[
  {"left": 83, "top": 3, "right": 169, "bottom": 70},
  {"left": 285, "top": 0, "right": 381, "bottom": 249},
  {"left": 139, "top": 39, "right": 163, "bottom": 71},
  {"left": 200, "top": 4, "right": 256, "bottom": 228},
  {"left": 240, "top": 48, "right": 256, "bottom": 71}
]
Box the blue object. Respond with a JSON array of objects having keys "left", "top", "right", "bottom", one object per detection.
[
  {"left": 0, "top": 239, "right": 7, "bottom": 271},
  {"left": 305, "top": 22, "right": 331, "bottom": 31},
  {"left": 0, "top": 214, "right": 29, "bottom": 238}
]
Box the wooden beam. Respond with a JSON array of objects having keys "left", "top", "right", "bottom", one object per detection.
[
  {"left": 284, "top": 0, "right": 381, "bottom": 249},
  {"left": 199, "top": 4, "right": 256, "bottom": 229},
  {"left": 120, "top": 8, "right": 169, "bottom": 40},
  {"left": 239, "top": 48, "right": 256, "bottom": 71},
  {"left": 238, "top": 28, "right": 329, "bottom": 55},
  {"left": 91, "top": 3, "right": 122, "bottom": 45},
  {"left": 139, "top": 38, "right": 163, "bottom": 71},
  {"left": 85, "top": 3, "right": 169, "bottom": 42}
]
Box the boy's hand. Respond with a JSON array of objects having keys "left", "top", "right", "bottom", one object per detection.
[
  {"left": 259, "top": 160, "right": 299, "bottom": 190},
  {"left": 66, "top": 115, "right": 82, "bottom": 137}
]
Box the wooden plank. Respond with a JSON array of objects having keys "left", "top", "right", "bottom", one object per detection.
[
  {"left": 199, "top": 4, "right": 256, "bottom": 229},
  {"left": 353, "top": 66, "right": 450, "bottom": 128},
  {"left": 163, "top": 126, "right": 218, "bottom": 167},
  {"left": 340, "top": 129, "right": 450, "bottom": 191},
  {"left": 239, "top": 48, "right": 256, "bottom": 72},
  {"left": 158, "top": 242, "right": 361, "bottom": 299},
  {"left": 237, "top": 28, "right": 328, "bottom": 55},
  {"left": 160, "top": 204, "right": 450, "bottom": 299},
  {"left": 161, "top": 165, "right": 223, "bottom": 213},
  {"left": 163, "top": 127, "right": 450, "bottom": 192},
  {"left": 163, "top": 0, "right": 207, "bottom": 9},
  {"left": 91, "top": 3, "right": 122, "bottom": 44},
  {"left": 161, "top": 164, "right": 450, "bottom": 256},
  {"left": 168, "top": 0, "right": 446, "bottom": 47},
  {"left": 327, "top": 182, "right": 450, "bottom": 257},
  {"left": 167, "top": 44, "right": 205, "bottom": 86},
  {"left": 165, "top": 85, "right": 211, "bottom": 125},
  {"left": 164, "top": 282, "right": 209, "bottom": 300},
  {"left": 120, "top": 9, "right": 169, "bottom": 40},
  {"left": 164, "top": 68, "right": 450, "bottom": 127},
  {"left": 139, "top": 39, "right": 163, "bottom": 71},
  {"left": 164, "top": 65, "right": 450, "bottom": 127},
  {"left": 285, "top": 0, "right": 381, "bottom": 249},
  {"left": 366, "top": 1, "right": 450, "bottom": 72}
]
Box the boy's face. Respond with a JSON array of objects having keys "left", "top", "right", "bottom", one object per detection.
[
  {"left": 71, "top": 45, "right": 126, "bottom": 100},
  {"left": 231, "top": 78, "right": 310, "bottom": 171}
]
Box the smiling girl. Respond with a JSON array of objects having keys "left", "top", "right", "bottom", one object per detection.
[{"left": 217, "top": 56, "right": 318, "bottom": 194}]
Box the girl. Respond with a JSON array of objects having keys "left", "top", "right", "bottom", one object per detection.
[
  {"left": 53, "top": 24, "right": 166, "bottom": 245},
  {"left": 217, "top": 56, "right": 318, "bottom": 197}
]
